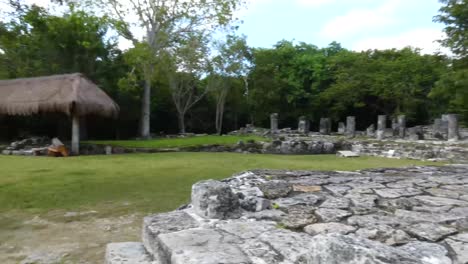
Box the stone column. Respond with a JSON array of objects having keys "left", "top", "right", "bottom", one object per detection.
[
  {"left": 345, "top": 116, "right": 356, "bottom": 137},
  {"left": 366, "top": 124, "right": 375, "bottom": 137},
  {"left": 397, "top": 115, "right": 406, "bottom": 138},
  {"left": 376, "top": 115, "right": 386, "bottom": 140},
  {"left": 447, "top": 114, "right": 459, "bottom": 141},
  {"left": 319, "top": 118, "right": 331, "bottom": 135},
  {"left": 270, "top": 113, "right": 278, "bottom": 133},
  {"left": 391, "top": 118, "right": 399, "bottom": 136},
  {"left": 298, "top": 116, "right": 309, "bottom": 134},
  {"left": 377, "top": 115, "right": 387, "bottom": 131},
  {"left": 408, "top": 126, "right": 423, "bottom": 141},
  {"left": 337, "top": 122, "right": 346, "bottom": 134},
  {"left": 433, "top": 118, "right": 444, "bottom": 139}
]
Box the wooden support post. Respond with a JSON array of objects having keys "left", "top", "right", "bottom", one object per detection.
[{"left": 72, "top": 113, "right": 80, "bottom": 155}]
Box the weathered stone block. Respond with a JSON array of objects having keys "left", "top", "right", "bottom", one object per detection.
[
  {"left": 319, "top": 118, "right": 331, "bottom": 135},
  {"left": 191, "top": 180, "right": 241, "bottom": 219},
  {"left": 270, "top": 113, "right": 278, "bottom": 133},
  {"left": 345, "top": 116, "right": 356, "bottom": 137},
  {"left": 105, "top": 242, "right": 154, "bottom": 264}
]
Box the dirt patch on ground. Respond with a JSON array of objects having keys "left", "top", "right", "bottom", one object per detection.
[{"left": 0, "top": 211, "right": 142, "bottom": 263}]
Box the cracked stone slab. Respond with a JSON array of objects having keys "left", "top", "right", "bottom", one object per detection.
[
  {"left": 414, "top": 196, "right": 468, "bottom": 207},
  {"left": 258, "top": 181, "right": 292, "bottom": 199},
  {"left": 444, "top": 233, "right": 468, "bottom": 264},
  {"left": 315, "top": 208, "right": 352, "bottom": 222},
  {"left": 374, "top": 188, "right": 423, "bottom": 198},
  {"left": 304, "top": 222, "right": 356, "bottom": 236},
  {"left": 216, "top": 220, "right": 276, "bottom": 239},
  {"left": 398, "top": 241, "right": 452, "bottom": 264},
  {"left": 345, "top": 193, "right": 378, "bottom": 208},
  {"left": 405, "top": 223, "right": 458, "bottom": 242},
  {"left": 356, "top": 225, "right": 411, "bottom": 245},
  {"left": 106, "top": 242, "right": 156, "bottom": 264},
  {"left": 142, "top": 210, "right": 200, "bottom": 260},
  {"left": 272, "top": 193, "right": 321, "bottom": 209},
  {"left": 157, "top": 228, "right": 249, "bottom": 264},
  {"left": 425, "top": 188, "right": 460, "bottom": 199},
  {"left": 281, "top": 205, "right": 317, "bottom": 229},
  {"left": 307, "top": 234, "right": 423, "bottom": 264},
  {"left": 394, "top": 209, "right": 465, "bottom": 224},
  {"left": 347, "top": 213, "right": 402, "bottom": 227},
  {"left": 244, "top": 209, "right": 286, "bottom": 222},
  {"left": 257, "top": 229, "right": 318, "bottom": 263},
  {"left": 322, "top": 184, "right": 351, "bottom": 196},
  {"left": 319, "top": 196, "right": 350, "bottom": 209}
]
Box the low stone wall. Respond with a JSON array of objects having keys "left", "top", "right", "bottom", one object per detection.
[
  {"left": 349, "top": 140, "right": 468, "bottom": 162},
  {"left": 81, "top": 139, "right": 344, "bottom": 156},
  {"left": 80, "top": 137, "right": 468, "bottom": 163}
]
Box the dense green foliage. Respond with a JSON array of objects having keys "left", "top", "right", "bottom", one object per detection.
[
  {"left": 0, "top": 153, "right": 434, "bottom": 213},
  {"left": 431, "top": 0, "right": 468, "bottom": 123},
  {"left": 0, "top": 0, "right": 467, "bottom": 139}
]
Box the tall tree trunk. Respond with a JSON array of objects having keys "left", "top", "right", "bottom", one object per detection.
[
  {"left": 140, "top": 78, "right": 151, "bottom": 139},
  {"left": 178, "top": 112, "right": 186, "bottom": 134},
  {"left": 215, "top": 88, "right": 228, "bottom": 135}
]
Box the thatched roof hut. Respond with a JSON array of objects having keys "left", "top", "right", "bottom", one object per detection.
[{"left": 0, "top": 73, "right": 120, "bottom": 154}]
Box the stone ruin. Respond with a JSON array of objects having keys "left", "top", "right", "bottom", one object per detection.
[
  {"left": 1, "top": 136, "right": 50, "bottom": 156},
  {"left": 106, "top": 164, "right": 468, "bottom": 264},
  {"left": 263, "top": 113, "right": 463, "bottom": 142}
]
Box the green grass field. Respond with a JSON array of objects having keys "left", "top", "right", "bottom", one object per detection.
[
  {"left": 85, "top": 135, "right": 268, "bottom": 149},
  {"left": 0, "top": 153, "right": 437, "bottom": 216}
]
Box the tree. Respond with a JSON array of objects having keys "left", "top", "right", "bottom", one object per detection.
[
  {"left": 248, "top": 41, "right": 329, "bottom": 126},
  {"left": 99, "top": 0, "right": 245, "bottom": 138},
  {"left": 209, "top": 35, "right": 251, "bottom": 134},
  {"left": 0, "top": 2, "right": 118, "bottom": 80},
  {"left": 320, "top": 48, "right": 447, "bottom": 124},
  {"left": 432, "top": 0, "right": 468, "bottom": 123},
  {"left": 168, "top": 34, "right": 210, "bottom": 134}
]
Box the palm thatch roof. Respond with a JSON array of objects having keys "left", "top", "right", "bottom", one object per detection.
[{"left": 0, "top": 73, "right": 119, "bottom": 117}]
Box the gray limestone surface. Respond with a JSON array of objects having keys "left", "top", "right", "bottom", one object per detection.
[{"left": 107, "top": 165, "right": 468, "bottom": 264}]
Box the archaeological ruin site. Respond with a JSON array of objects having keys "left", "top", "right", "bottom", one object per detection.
[{"left": 105, "top": 114, "right": 468, "bottom": 264}]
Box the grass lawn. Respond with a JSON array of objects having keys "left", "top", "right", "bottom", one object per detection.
[
  {"left": 85, "top": 135, "right": 268, "bottom": 149},
  {"left": 0, "top": 152, "right": 438, "bottom": 216}
]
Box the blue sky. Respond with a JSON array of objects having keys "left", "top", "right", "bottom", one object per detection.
[
  {"left": 237, "top": 0, "right": 446, "bottom": 53},
  {"left": 0, "top": 0, "right": 447, "bottom": 54}
]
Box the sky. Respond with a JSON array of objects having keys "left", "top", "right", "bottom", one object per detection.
[
  {"left": 237, "top": 0, "right": 447, "bottom": 54},
  {"left": 0, "top": 0, "right": 448, "bottom": 54}
]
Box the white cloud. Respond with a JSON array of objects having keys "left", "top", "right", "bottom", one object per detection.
[
  {"left": 320, "top": 0, "right": 403, "bottom": 39},
  {"left": 352, "top": 28, "right": 448, "bottom": 54},
  {"left": 295, "top": 0, "right": 335, "bottom": 7}
]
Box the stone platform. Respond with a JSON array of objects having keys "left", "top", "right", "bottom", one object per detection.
[{"left": 106, "top": 164, "right": 468, "bottom": 264}]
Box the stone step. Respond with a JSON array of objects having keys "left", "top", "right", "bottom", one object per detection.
[{"left": 106, "top": 242, "right": 157, "bottom": 264}]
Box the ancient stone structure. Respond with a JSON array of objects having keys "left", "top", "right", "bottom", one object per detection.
[
  {"left": 337, "top": 122, "right": 346, "bottom": 134},
  {"left": 391, "top": 118, "right": 399, "bottom": 136},
  {"left": 377, "top": 115, "right": 387, "bottom": 131},
  {"left": 1, "top": 137, "right": 50, "bottom": 156},
  {"left": 408, "top": 126, "right": 424, "bottom": 141},
  {"left": 297, "top": 116, "right": 310, "bottom": 134},
  {"left": 433, "top": 118, "right": 446, "bottom": 139},
  {"left": 376, "top": 115, "right": 387, "bottom": 140},
  {"left": 319, "top": 118, "right": 331, "bottom": 135},
  {"left": 366, "top": 124, "right": 375, "bottom": 137},
  {"left": 398, "top": 115, "right": 406, "bottom": 138},
  {"left": 270, "top": 113, "right": 278, "bottom": 133},
  {"left": 447, "top": 114, "right": 460, "bottom": 141},
  {"left": 346, "top": 116, "right": 356, "bottom": 138},
  {"left": 106, "top": 164, "right": 468, "bottom": 264}
]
